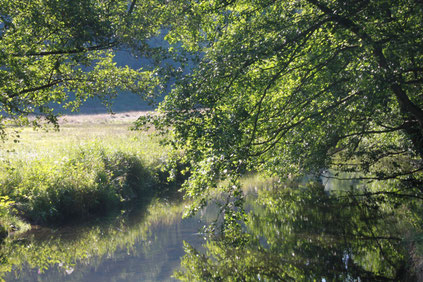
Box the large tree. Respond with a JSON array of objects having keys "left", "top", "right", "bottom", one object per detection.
[
  {"left": 144, "top": 0, "right": 423, "bottom": 213},
  {"left": 0, "top": 0, "right": 165, "bottom": 135}
]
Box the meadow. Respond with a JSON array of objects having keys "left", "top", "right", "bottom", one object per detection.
[{"left": 0, "top": 112, "right": 172, "bottom": 237}]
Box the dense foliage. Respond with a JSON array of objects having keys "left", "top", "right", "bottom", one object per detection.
[
  {"left": 140, "top": 0, "right": 423, "bottom": 214},
  {"left": 0, "top": 0, "right": 165, "bottom": 135}
]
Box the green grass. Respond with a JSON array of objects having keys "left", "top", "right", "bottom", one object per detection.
[{"left": 0, "top": 113, "right": 171, "bottom": 233}]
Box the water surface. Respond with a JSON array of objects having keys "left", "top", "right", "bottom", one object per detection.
[
  {"left": 1, "top": 179, "right": 420, "bottom": 281},
  {"left": 1, "top": 199, "right": 208, "bottom": 282}
]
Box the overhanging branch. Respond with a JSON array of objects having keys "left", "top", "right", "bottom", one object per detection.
[
  {"left": 306, "top": 0, "right": 423, "bottom": 127},
  {"left": 13, "top": 42, "right": 117, "bottom": 57}
]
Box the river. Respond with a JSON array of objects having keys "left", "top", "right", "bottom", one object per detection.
[
  {"left": 0, "top": 179, "right": 419, "bottom": 281},
  {"left": 0, "top": 197, "right": 209, "bottom": 281}
]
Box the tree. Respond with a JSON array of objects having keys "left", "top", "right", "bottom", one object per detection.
[
  {"left": 0, "top": 0, "right": 166, "bottom": 136},
  {"left": 143, "top": 0, "right": 423, "bottom": 214}
]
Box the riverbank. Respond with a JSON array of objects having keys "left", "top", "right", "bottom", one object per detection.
[{"left": 0, "top": 111, "right": 175, "bottom": 240}]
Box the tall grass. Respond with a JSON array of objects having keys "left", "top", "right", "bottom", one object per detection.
[{"left": 0, "top": 117, "right": 170, "bottom": 229}]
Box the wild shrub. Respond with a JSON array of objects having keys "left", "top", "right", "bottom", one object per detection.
[{"left": 0, "top": 144, "right": 158, "bottom": 224}]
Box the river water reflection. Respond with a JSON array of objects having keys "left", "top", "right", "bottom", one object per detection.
[
  {"left": 1, "top": 197, "right": 209, "bottom": 281},
  {"left": 1, "top": 179, "right": 421, "bottom": 281}
]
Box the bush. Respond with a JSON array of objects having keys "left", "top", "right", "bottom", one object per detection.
[{"left": 0, "top": 144, "right": 158, "bottom": 225}]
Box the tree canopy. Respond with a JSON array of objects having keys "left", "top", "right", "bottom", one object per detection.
[
  {"left": 2, "top": 0, "right": 423, "bottom": 216},
  {"left": 0, "top": 0, "right": 166, "bottom": 136},
  {"left": 142, "top": 0, "right": 423, "bottom": 214}
]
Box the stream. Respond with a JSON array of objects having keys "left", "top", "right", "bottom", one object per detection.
[
  {"left": 0, "top": 178, "right": 418, "bottom": 281},
  {"left": 1, "top": 197, "right": 210, "bottom": 282}
]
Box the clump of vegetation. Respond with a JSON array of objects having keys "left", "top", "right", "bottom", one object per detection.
[
  {"left": 0, "top": 197, "right": 14, "bottom": 240},
  {"left": 0, "top": 120, "right": 180, "bottom": 237},
  {"left": 0, "top": 196, "right": 31, "bottom": 242},
  {"left": 1, "top": 146, "right": 154, "bottom": 224}
]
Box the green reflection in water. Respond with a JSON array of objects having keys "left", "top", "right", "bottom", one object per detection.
[
  {"left": 2, "top": 178, "right": 422, "bottom": 281},
  {"left": 0, "top": 197, "right": 190, "bottom": 281},
  {"left": 176, "top": 181, "right": 422, "bottom": 281}
]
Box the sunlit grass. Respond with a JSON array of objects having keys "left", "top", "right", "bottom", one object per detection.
[
  {"left": 1, "top": 116, "right": 165, "bottom": 166},
  {"left": 1, "top": 112, "right": 165, "bottom": 169},
  {"left": 0, "top": 112, "right": 169, "bottom": 229}
]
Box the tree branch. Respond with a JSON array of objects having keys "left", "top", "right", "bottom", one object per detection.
[
  {"left": 13, "top": 42, "right": 116, "bottom": 57},
  {"left": 250, "top": 92, "right": 358, "bottom": 156},
  {"left": 341, "top": 191, "right": 423, "bottom": 201},
  {"left": 128, "top": 0, "right": 137, "bottom": 15},
  {"left": 18, "top": 80, "right": 63, "bottom": 95},
  {"left": 322, "top": 167, "right": 423, "bottom": 181},
  {"left": 307, "top": 0, "right": 423, "bottom": 127}
]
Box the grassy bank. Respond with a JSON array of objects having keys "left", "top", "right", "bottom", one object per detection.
[{"left": 0, "top": 112, "right": 172, "bottom": 237}]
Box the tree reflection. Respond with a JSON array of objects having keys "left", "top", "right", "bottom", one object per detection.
[
  {"left": 176, "top": 182, "right": 421, "bottom": 281},
  {"left": 0, "top": 197, "right": 188, "bottom": 281}
]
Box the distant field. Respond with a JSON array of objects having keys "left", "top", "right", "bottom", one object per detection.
[
  {"left": 57, "top": 110, "right": 149, "bottom": 124},
  {"left": 2, "top": 110, "right": 161, "bottom": 162},
  {"left": 71, "top": 92, "right": 157, "bottom": 115}
]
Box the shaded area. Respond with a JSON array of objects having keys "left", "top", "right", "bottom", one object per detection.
[
  {"left": 74, "top": 92, "right": 154, "bottom": 115},
  {"left": 55, "top": 50, "right": 161, "bottom": 115}
]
